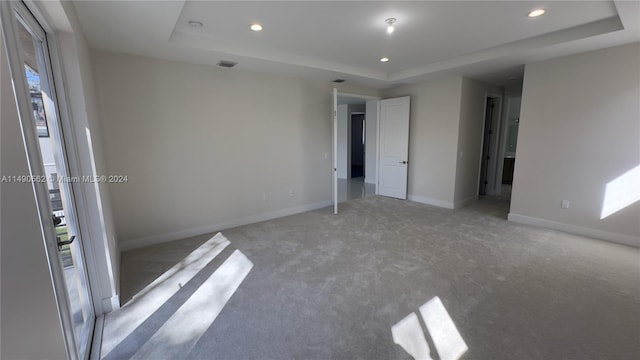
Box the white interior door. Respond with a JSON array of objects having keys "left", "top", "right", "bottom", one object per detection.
[
  {"left": 332, "top": 88, "right": 338, "bottom": 214},
  {"left": 378, "top": 96, "right": 410, "bottom": 199}
]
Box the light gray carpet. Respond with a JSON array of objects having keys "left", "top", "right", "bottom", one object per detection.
[{"left": 109, "top": 195, "right": 640, "bottom": 360}]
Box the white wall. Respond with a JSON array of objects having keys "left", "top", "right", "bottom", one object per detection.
[
  {"left": 365, "top": 99, "right": 378, "bottom": 184},
  {"left": 455, "top": 78, "right": 503, "bottom": 204},
  {"left": 92, "top": 51, "right": 381, "bottom": 249},
  {"left": 349, "top": 104, "right": 365, "bottom": 114},
  {"left": 510, "top": 42, "right": 640, "bottom": 246},
  {"left": 385, "top": 77, "right": 463, "bottom": 208},
  {"left": 337, "top": 104, "right": 350, "bottom": 179},
  {"left": 504, "top": 84, "right": 523, "bottom": 97},
  {"left": 1, "top": 34, "right": 68, "bottom": 360}
]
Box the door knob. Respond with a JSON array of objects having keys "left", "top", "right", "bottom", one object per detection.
[{"left": 399, "top": 161, "right": 408, "bottom": 164}]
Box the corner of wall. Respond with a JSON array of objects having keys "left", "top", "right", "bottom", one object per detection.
[{"left": 511, "top": 42, "right": 640, "bottom": 247}]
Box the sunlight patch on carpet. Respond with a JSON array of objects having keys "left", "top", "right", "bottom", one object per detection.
[
  {"left": 392, "top": 296, "right": 468, "bottom": 360},
  {"left": 101, "top": 233, "right": 230, "bottom": 357}
]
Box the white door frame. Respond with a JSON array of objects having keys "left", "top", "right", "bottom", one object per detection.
[
  {"left": 477, "top": 92, "right": 503, "bottom": 196},
  {"left": 332, "top": 88, "right": 338, "bottom": 214}
]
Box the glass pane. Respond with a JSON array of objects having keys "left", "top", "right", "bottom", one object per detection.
[{"left": 16, "top": 16, "right": 94, "bottom": 357}]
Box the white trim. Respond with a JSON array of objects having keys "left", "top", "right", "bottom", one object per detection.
[
  {"left": 333, "top": 88, "right": 338, "bottom": 214},
  {"left": 89, "top": 315, "right": 104, "bottom": 360},
  {"left": 408, "top": 195, "right": 454, "bottom": 209},
  {"left": 336, "top": 92, "right": 380, "bottom": 102},
  {"left": 120, "top": 200, "right": 333, "bottom": 251},
  {"left": 454, "top": 195, "right": 478, "bottom": 209},
  {"left": 507, "top": 213, "right": 640, "bottom": 248},
  {"left": 375, "top": 99, "right": 381, "bottom": 195}
]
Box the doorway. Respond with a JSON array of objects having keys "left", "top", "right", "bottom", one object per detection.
[
  {"left": 2, "top": 2, "right": 95, "bottom": 358},
  {"left": 478, "top": 94, "right": 503, "bottom": 196},
  {"left": 336, "top": 94, "right": 377, "bottom": 203},
  {"left": 479, "top": 97, "right": 496, "bottom": 195},
  {"left": 351, "top": 113, "right": 365, "bottom": 178}
]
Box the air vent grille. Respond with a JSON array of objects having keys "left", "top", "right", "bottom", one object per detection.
[{"left": 217, "top": 60, "right": 238, "bottom": 68}]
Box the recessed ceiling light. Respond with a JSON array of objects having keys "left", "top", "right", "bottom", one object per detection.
[
  {"left": 385, "top": 18, "right": 396, "bottom": 34},
  {"left": 188, "top": 20, "right": 203, "bottom": 28},
  {"left": 380, "top": 57, "right": 390, "bottom": 63},
  {"left": 250, "top": 23, "right": 263, "bottom": 31},
  {"left": 528, "top": 8, "right": 546, "bottom": 17}
]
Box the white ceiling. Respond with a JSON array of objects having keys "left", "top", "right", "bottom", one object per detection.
[{"left": 73, "top": 1, "right": 640, "bottom": 88}]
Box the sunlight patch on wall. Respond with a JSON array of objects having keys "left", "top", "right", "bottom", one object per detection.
[{"left": 601, "top": 164, "right": 640, "bottom": 219}]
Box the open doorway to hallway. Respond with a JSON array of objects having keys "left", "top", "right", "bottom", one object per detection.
[
  {"left": 336, "top": 93, "right": 378, "bottom": 202},
  {"left": 477, "top": 87, "right": 523, "bottom": 204},
  {"left": 470, "top": 82, "right": 522, "bottom": 219}
]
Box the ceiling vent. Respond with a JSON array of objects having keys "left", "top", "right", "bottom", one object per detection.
[
  {"left": 332, "top": 79, "right": 346, "bottom": 83},
  {"left": 217, "top": 60, "right": 238, "bottom": 68}
]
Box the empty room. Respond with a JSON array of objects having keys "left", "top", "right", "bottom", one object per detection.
[{"left": 1, "top": 1, "right": 639, "bottom": 359}]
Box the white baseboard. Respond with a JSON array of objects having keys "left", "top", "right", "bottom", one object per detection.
[
  {"left": 364, "top": 178, "right": 376, "bottom": 184},
  {"left": 120, "top": 200, "right": 333, "bottom": 251},
  {"left": 454, "top": 195, "right": 478, "bottom": 209},
  {"left": 508, "top": 213, "right": 640, "bottom": 248},
  {"left": 407, "top": 194, "right": 454, "bottom": 209}
]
